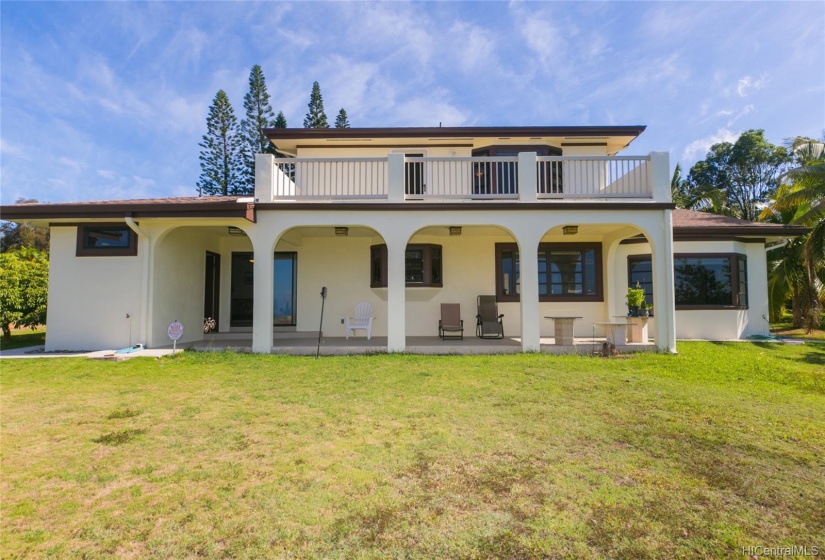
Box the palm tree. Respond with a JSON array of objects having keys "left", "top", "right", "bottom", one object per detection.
[
  {"left": 765, "top": 137, "right": 825, "bottom": 332},
  {"left": 671, "top": 162, "right": 730, "bottom": 213}
]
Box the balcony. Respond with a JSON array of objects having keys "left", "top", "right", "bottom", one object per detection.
[{"left": 256, "top": 152, "right": 670, "bottom": 203}]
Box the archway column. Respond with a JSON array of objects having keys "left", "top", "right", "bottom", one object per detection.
[
  {"left": 651, "top": 210, "right": 677, "bottom": 353},
  {"left": 385, "top": 236, "right": 406, "bottom": 352},
  {"left": 249, "top": 229, "right": 276, "bottom": 354},
  {"left": 512, "top": 227, "right": 543, "bottom": 352}
]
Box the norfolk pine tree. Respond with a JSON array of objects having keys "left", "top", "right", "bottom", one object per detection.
[
  {"left": 273, "top": 111, "right": 288, "bottom": 128},
  {"left": 240, "top": 65, "right": 277, "bottom": 191},
  {"left": 303, "top": 81, "right": 329, "bottom": 128},
  {"left": 335, "top": 108, "right": 350, "bottom": 128},
  {"left": 197, "top": 90, "right": 244, "bottom": 196}
]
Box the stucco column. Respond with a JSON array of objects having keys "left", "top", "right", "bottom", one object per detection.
[
  {"left": 652, "top": 210, "right": 677, "bottom": 353},
  {"left": 387, "top": 154, "right": 405, "bottom": 203},
  {"left": 514, "top": 229, "right": 542, "bottom": 352},
  {"left": 518, "top": 152, "right": 537, "bottom": 202},
  {"left": 385, "top": 237, "right": 406, "bottom": 352},
  {"left": 255, "top": 154, "right": 275, "bottom": 202},
  {"left": 250, "top": 234, "right": 274, "bottom": 354},
  {"left": 650, "top": 152, "right": 671, "bottom": 203}
]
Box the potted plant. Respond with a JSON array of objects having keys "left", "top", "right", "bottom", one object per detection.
[
  {"left": 626, "top": 283, "right": 646, "bottom": 317},
  {"left": 639, "top": 300, "right": 650, "bottom": 317}
]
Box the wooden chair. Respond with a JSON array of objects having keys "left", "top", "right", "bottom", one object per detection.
[
  {"left": 476, "top": 295, "right": 504, "bottom": 339},
  {"left": 438, "top": 303, "right": 464, "bottom": 340},
  {"left": 345, "top": 301, "right": 374, "bottom": 340}
]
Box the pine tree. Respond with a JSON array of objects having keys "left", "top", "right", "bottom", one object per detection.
[
  {"left": 197, "top": 90, "right": 244, "bottom": 196},
  {"left": 334, "top": 108, "right": 350, "bottom": 128},
  {"left": 273, "top": 111, "right": 288, "bottom": 128},
  {"left": 303, "top": 81, "right": 329, "bottom": 128},
  {"left": 239, "top": 65, "right": 277, "bottom": 191}
]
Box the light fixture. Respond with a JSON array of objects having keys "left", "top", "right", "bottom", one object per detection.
[
  {"left": 449, "top": 226, "right": 462, "bottom": 236},
  {"left": 228, "top": 226, "right": 247, "bottom": 236},
  {"left": 335, "top": 227, "right": 349, "bottom": 237},
  {"left": 563, "top": 225, "right": 579, "bottom": 235}
]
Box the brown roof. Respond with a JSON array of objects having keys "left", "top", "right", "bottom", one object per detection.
[
  {"left": 263, "top": 126, "right": 647, "bottom": 155},
  {"left": 263, "top": 125, "right": 647, "bottom": 140},
  {"left": 0, "top": 196, "right": 255, "bottom": 222},
  {"left": 671, "top": 209, "right": 808, "bottom": 237},
  {"left": 0, "top": 198, "right": 809, "bottom": 239}
]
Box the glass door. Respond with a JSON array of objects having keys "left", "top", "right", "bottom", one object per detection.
[{"left": 273, "top": 253, "right": 297, "bottom": 326}]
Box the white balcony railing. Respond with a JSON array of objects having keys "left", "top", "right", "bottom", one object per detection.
[
  {"left": 264, "top": 153, "right": 659, "bottom": 202},
  {"left": 536, "top": 156, "right": 651, "bottom": 198},
  {"left": 273, "top": 158, "right": 387, "bottom": 199},
  {"left": 407, "top": 157, "right": 519, "bottom": 199}
]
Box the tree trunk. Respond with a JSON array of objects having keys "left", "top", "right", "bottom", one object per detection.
[
  {"left": 792, "top": 292, "right": 803, "bottom": 328},
  {"left": 2, "top": 323, "right": 11, "bottom": 341}
]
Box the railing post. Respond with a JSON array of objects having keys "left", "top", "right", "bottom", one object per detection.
[
  {"left": 255, "top": 154, "right": 275, "bottom": 202},
  {"left": 387, "top": 154, "right": 405, "bottom": 203},
  {"left": 649, "top": 152, "right": 671, "bottom": 202},
  {"left": 518, "top": 152, "right": 537, "bottom": 202}
]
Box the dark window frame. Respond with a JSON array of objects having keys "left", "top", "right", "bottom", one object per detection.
[
  {"left": 76, "top": 224, "right": 138, "bottom": 257},
  {"left": 472, "top": 145, "right": 562, "bottom": 196},
  {"left": 495, "top": 242, "right": 603, "bottom": 303},
  {"left": 371, "top": 244, "right": 443, "bottom": 288},
  {"left": 627, "top": 253, "right": 749, "bottom": 310}
]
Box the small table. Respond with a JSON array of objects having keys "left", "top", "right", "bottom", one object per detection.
[
  {"left": 613, "top": 316, "right": 649, "bottom": 343},
  {"left": 595, "top": 321, "right": 630, "bottom": 345},
  {"left": 544, "top": 316, "right": 582, "bottom": 345}
]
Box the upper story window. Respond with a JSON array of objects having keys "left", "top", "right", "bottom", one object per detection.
[
  {"left": 76, "top": 224, "right": 137, "bottom": 257},
  {"left": 627, "top": 253, "right": 748, "bottom": 309},
  {"left": 496, "top": 242, "right": 603, "bottom": 302},
  {"left": 371, "top": 244, "right": 442, "bottom": 287}
]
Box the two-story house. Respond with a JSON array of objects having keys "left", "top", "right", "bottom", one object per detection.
[{"left": 0, "top": 126, "right": 806, "bottom": 354}]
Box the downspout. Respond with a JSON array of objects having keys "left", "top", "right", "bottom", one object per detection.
[
  {"left": 125, "top": 216, "right": 151, "bottom": 347},
  {"left": 765, "top": 239, "right": 789, "bottom": 253}
]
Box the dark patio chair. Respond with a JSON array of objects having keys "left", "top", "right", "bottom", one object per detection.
[
  {"left": 476, "top": 295, "right": 504, "bottom": 339},
  {"left": 438, "top": 303, "right": 464, "bottom": 341}
]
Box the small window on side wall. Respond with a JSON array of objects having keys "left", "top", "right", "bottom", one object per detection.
[{"left": 76, "top": 224, "right": 138, "bottom": 257}]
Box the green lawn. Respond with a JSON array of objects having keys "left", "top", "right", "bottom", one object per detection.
[
  {"left": 771, "top": 314, "right": 825, "bottom": 342},
  {"left": 0, "top": 326, "right": 45, "bottom": 351},
  {"left": 2, "top": 343, "right": 823, "bottom": 559}
]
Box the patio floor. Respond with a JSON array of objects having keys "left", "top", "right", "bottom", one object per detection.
[{"left": 185, "top": 332, "right": 656, "bottom": 355}]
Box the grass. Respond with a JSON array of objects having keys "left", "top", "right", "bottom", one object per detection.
[
  {"left": 1, "top": 343, "right": 823, "bottom": 558},
  {"left": 771, "top": 314, "right": 825, "bottom": 342},
  {"left": 0, "top": 326, "right": 45, "bottom": 351}
]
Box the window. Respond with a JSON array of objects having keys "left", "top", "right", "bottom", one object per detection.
[
  {"left": 627, "top": 255, "right": 654, "bottom": 305},
  {"left": 472, "top": 145, "right": 562, "bottom": 195},
  {"left": 626, "top": 253, "right": 748, "bottom": 309},
  {"left": 496, "top": 243, "right": 603, "bottom": 302},
  {"left": 76, "top": 224, "right": 137, "bottom": 257},
  {"left": 371, "top": 244, "right": 442, "bottom": 287}
]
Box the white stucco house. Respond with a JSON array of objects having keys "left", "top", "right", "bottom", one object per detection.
[{"left": 0, "top": 126, "right": 807, "bottom": 354}]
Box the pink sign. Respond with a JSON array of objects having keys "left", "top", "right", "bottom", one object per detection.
[{"left": 167, "top": 320, "right": 184, "bottom": 341}]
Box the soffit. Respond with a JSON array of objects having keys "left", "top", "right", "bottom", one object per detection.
[{"left": 265, "top": 126, "right": 646, "bottom": 156}]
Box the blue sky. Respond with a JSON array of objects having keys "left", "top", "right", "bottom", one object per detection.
[{"left": 1, "top": 1, "right": 823, "bottom": 205}]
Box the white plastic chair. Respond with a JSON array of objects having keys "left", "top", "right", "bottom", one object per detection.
[{"left": 345, "top": 301, "right": 374, "bottom": 340}]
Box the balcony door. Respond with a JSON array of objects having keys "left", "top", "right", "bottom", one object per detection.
[{"left": 392, "top": 149, "right": 427, "bottom": 196}]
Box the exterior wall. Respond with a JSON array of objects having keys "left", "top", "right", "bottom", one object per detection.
[
  {"left": 45, "top": 226, "right": 142, "bottom": 350},
  {"left": 274, "top": 229, "right": 634, "bottom": 338},
  {"left": 613, "top": 240, "right": 769, "bottom": 340},
  {"left": 151, "top": 228, "right": 222, "bottom": 346},
  {"left": 296, "top": 146, "right": 471, "bottom": 158}
]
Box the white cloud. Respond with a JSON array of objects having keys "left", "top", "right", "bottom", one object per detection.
[
  {"left": 682, "top": 128, "right": 740, "bottom": 160},
  {"left": 737, "top": 74, "right": 769, "bottom": 97}
]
